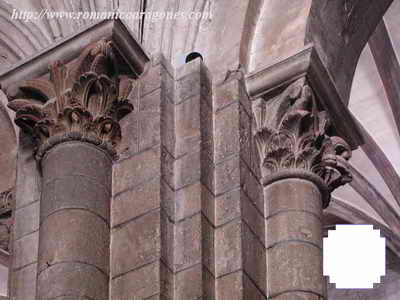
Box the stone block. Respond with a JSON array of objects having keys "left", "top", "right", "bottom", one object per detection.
[
  {"left": 215, "top": 270, "right": 243, "bottom": 300},
  {"left": 113, "top": 146, "right": 161, "bottom": 195},
  {"left": 213, "top": 78, "right": 240, "bottom": 112},
  {"left": 161, "top": 263, "right": 202, "bottom": 300},
  {"left": 213, "top": 156, "right": 240, "bottom": 195},
  {"left": 38, "top": 210, "right": 110, "bottom": 274},
  {"left": 42, "top": 142, "right": 112, "bottom": 188},
  {"left": 265, "top": 179, "right": 322, "bottom": 218},
  {"left": 15, "top": 150, "right": 40, "bottom": 209},
  {"left": 13, "top": 231, "right": 38, "bottom": 270},
  {"left": 140, "top": 64, "right": 162, "bottom": 97},
  {"left": 37, "top": 263, "right": 108, "bottom": 300},
  {"left": 111, "top": 261, "right": 160, "bottom": 300},
  {"left": 174, "top": 96, "right": 201, "bottom": 157},
  {"left": 111, "top": 209, "right": 161, "bottom": 277},
  {"left": 112, "top": 177, "right": 160, "bottom": 227},
  {"left": 214, "top": 103, "right": 240, "bottom": 163},
  {"left": 214, "top": 219, "right": 242, "bottom": 277},
  {"left": 139, "top": 111, "right": 161, "bottom": 152},
  {"left": 240, "top": 161, "right": 264, "bottom": 216},
  {"left": 174, "top": 72, "right": 201, "bottom": 104},
  {"left": 243, "top": 272, "right": 266, "bottom": 300},
  {"left": 239, "top": 105, "right": 252, "bottom": 168},
  {"left": 161, "top": 149, "right": 201, "bottom": 190},
  {"left": 266, "top": 211, "right": 322, "bottom": 249},
  {"left": 201, "top": 216, "right": 214, "bottom": 274},
  {"left": 41, "top": 175, "right": 110, "bottom": 223},
  {"left": 202, "top": 187, "right": 241, "bottom": 227},
  {"left": 118, "top": 111, "right": 139, "bottom": 159},
  {"left": 175, "top": 57, "right": 202, "bottom": 80},
  {"left": 11, "top": 263, "right": 37, "bottom": 300},
  {"left": 267, "top": 242, "right": 324, "bottom": 297},
  {"left": 161, "top": 212, "right": 201, "bottom": 272},
  {"left": 14, "top": 200, "right": 39, "bottom": 240},
  {"left": 161, "top": 181, "right": 201, "bottom": 222},
  {"left": 242, "top": 222, "right": 266, "bottom": 294},
  {"left": 241, "top": 191, "right": 265, "bottom": 246}
]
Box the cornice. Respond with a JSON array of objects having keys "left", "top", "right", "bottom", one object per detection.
[
  {"left": 245, "top": 44, "right": 364, "bottom": 150},
  {"left": 0, "top": 19, "right": 150, "bottom": 92}
]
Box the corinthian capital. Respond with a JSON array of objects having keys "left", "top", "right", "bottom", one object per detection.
[
  {"left": 252, "top": 78, "right": 352, "bottom": 206},
  {"left": 7, "top": 39, "right": 134, "bottom": 160}
]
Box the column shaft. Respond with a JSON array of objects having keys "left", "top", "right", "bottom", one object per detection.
[
  {"left": 265, "top": 178, "right": 324, "bottom": 300},
  {"left": 36, "top": 142, "right": 111, "bottom": 300}
]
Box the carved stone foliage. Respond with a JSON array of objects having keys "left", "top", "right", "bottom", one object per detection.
[
  {"left": 252, "top": 78, "right": 352, "bottom": 205},
  {"left": 0, "top": 189, "right": 13, "bottom": 252},
  {"left": 7, "top": 39, "right": 134, "bottom": 160}
]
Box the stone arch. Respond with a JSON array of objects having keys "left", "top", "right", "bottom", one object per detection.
[{"left": 241, "top": 0, "right": 394, "bottom": 102}]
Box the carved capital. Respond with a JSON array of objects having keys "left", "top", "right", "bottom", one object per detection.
[
  {"left": 8, "top": 39, "right": 134, "bottom": 160},
  {"left": 252, "top": 78, "right": 352, "bottom": 207}
]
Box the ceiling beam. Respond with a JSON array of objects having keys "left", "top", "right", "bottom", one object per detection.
[
  {"left": 369, "top": 19, "right": 400, "bottom": 137},
  {"left": 348, "top": 163, "right": 400, "bottom": 235},
  {"left": 354, "top": 118, "right": 400, "bottom": 209}
]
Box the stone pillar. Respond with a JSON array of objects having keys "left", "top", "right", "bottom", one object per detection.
[
  {"left": 8, "top": 39, "right": 135, "bottom": 300},
  {"left": 251, "top": 78, "right": 353, "bottom": 299},
  {"left": 37, "top": 142, "right": 111, "bottom": 300}
]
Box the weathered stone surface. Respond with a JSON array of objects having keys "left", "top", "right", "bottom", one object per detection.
[
  {"left": 241, "top": 191, "right": 265, "bottom": 246},
  {"left": 111, "top": 209, "right": 161, "bottom": 277},
  {"left": 15, "top": 135, "right": 41, "bottom": 210},
  {"left": 111, "top": 261, "right": 160, "bottom": 300},
  {"left": 267, "top": 211, "right": 322, "bottom": 248},
  {"left": 266, "top": 179, "right": 322, "bottom": 218},
  {"left": 38, "top": 209, "right": 110, "bottom": 274},
  {"left": 215, "top": 271, "right": 244, "bottom": 300},
  {"left": 41, "top": 175, "right": 110, "bottom": 222},
  {"left": 139, "top": 89, "right": 161, "bottom": 152},
  {"left": 267, "top": 242, "right": 324, "bottom": 298},
  {"left": 140, "top": 63, "right": 162, "bottom": 97},
  {"left": 112, "top": 177, "right": 160, "bottom": 227},
  {"left": 161, "top": 212, "right": 201, "bottom": 272},
  {"left": 243, "top": 272, "right": 266, "bottom": 300},
  {"left": 10, "top": 263, "right": 37, "bottom": 300},
  {"left": 161, "top": 181, "right": 201, "bottom": 222},
  {"left": 203, "top": 155, "right": 240, "bottom": 196},
  {"left": 202, "top": 187, "right": 241, "bottom": 227},
  {"left": 242, "top": 222, "right": 266, "bottom": 294},
  {"left": 214, "top": 219, "right": 242, "bottom": 277},
  {"left": 37, "top": 263, "right": 108, "bottom": 300},
  {"left": 214, "top": 103, "right": 240, "bottom": 162},
  {"left": 13, "top": 232, "right": 38, "bottom": 270},
  {"left": 161, "top": 263, "right": 202, "bottom": 300},
  {"left": 113, "top": 146, "right": 161, "bottom": 195},
  {"left": 161, "top": 149, "right": 201, "bottom": 190},
  {"left": 213, "top": 79, "right": 240, "bottom": 112},
  {"left": 42, "top": 142, "right": 112, "bottom": 189},
  {"left": 240, "top": 161, "right": 264, "bottom": 215},
  {"left": 13, "top": 200, "right": 39, "bottom": 240}
]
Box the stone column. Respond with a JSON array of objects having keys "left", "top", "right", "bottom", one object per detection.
[
  {"left": 8, "top": 39, "right": 134, "bottom": 300},
  {"left": 252, "top": 78, "right": 353, "bottom": 300}
]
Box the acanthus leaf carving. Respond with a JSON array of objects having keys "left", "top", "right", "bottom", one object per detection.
[
  {"left": 252, "top": 78, "right": 352, "bottom": 206},
  {"left": 7, "top": 39, "right": 135, "bottom": 160}
]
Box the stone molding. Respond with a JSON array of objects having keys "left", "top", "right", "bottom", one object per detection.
[
  {"left": 245, "top": 44, "right": 364, "bottom": 150},
  {"left": 252, "top": 78, "right": 352, "bottom": 208}
]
